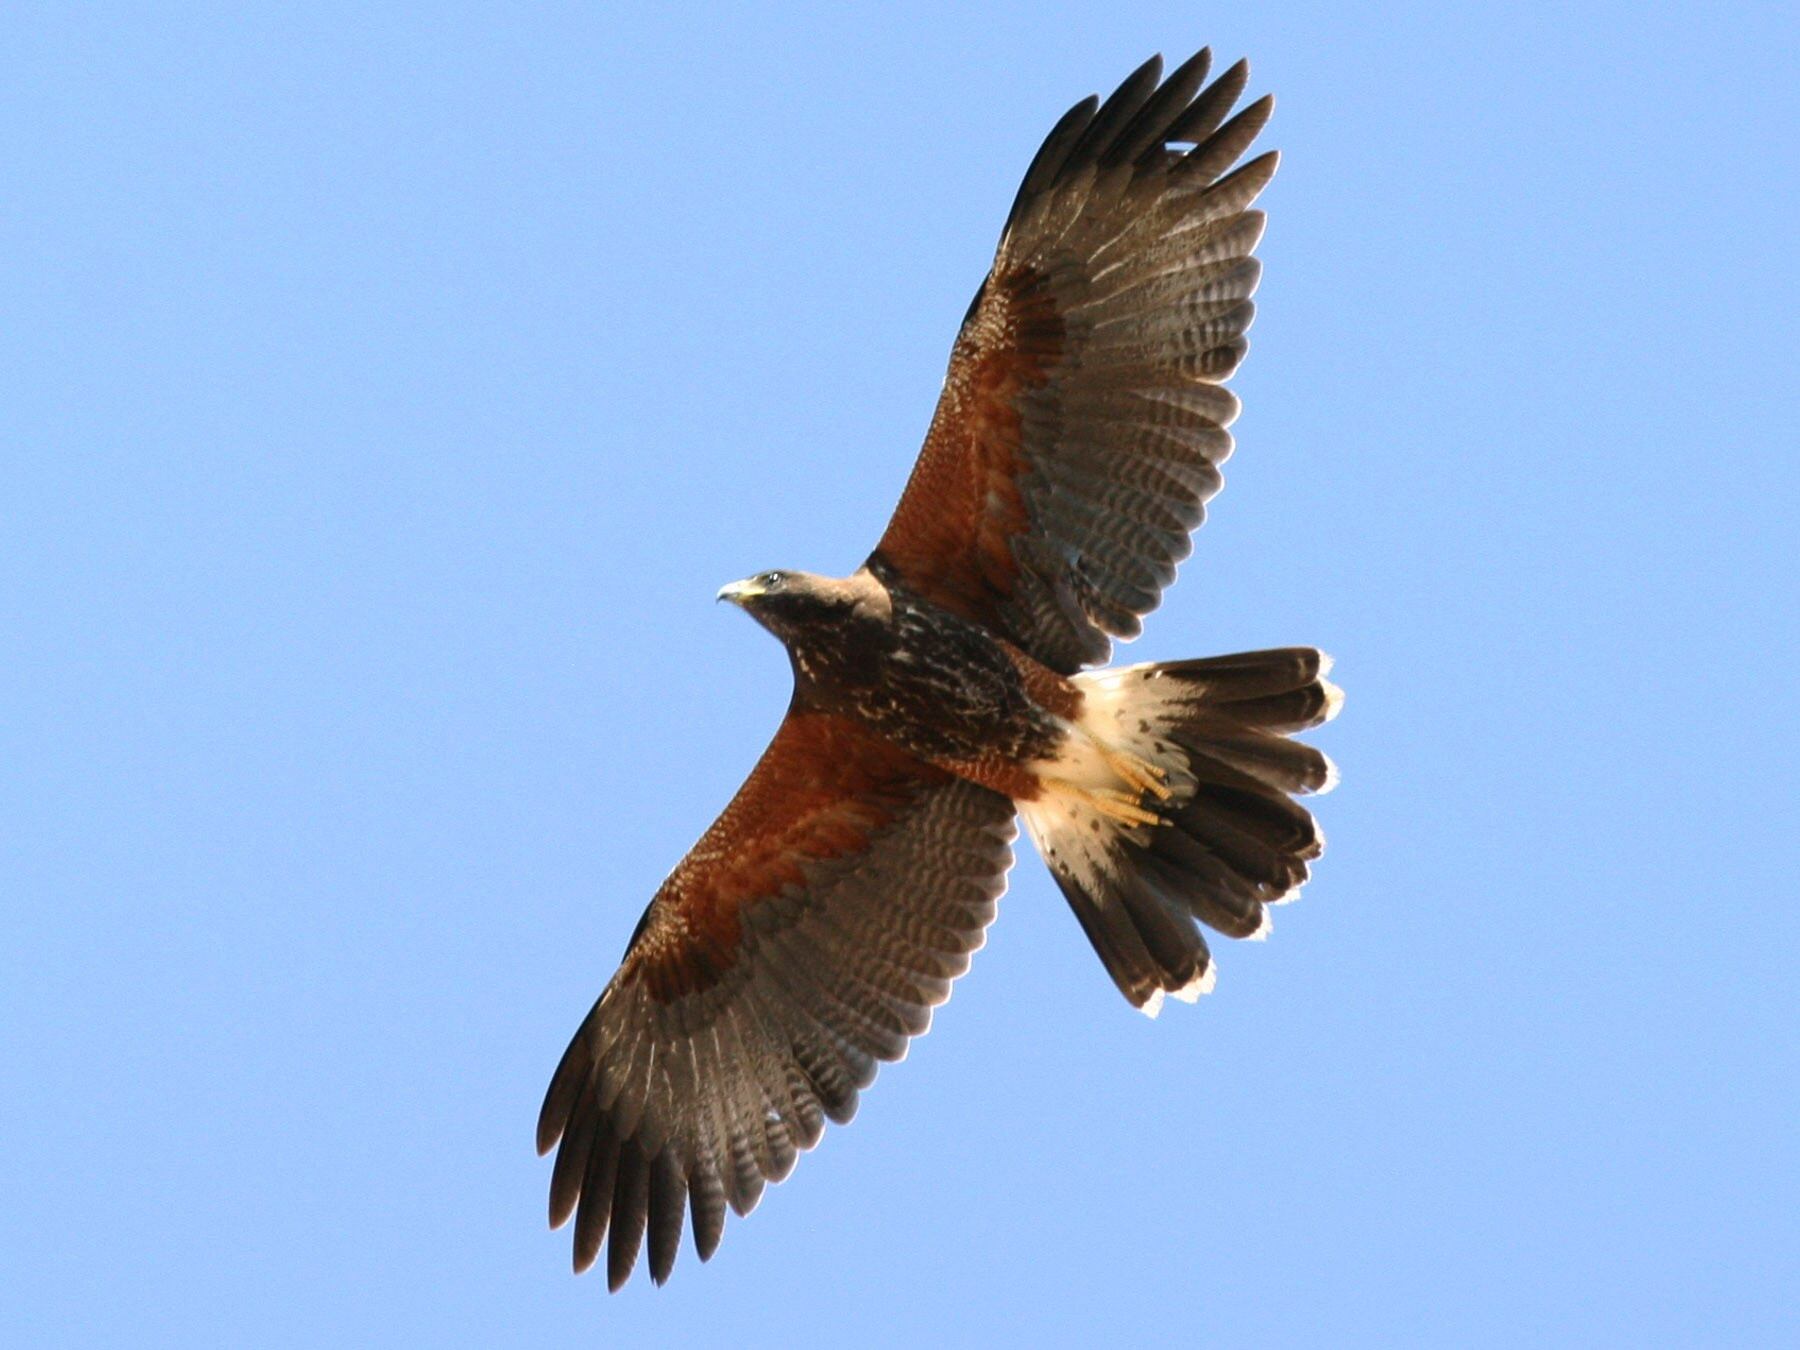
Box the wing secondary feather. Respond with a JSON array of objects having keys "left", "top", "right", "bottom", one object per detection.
[
  {"left": 538, "top": 711, "right": 1016, "bottom": 1288},
  {"left": 874, "top": 51, "right": 1276, "bottom": 671}
]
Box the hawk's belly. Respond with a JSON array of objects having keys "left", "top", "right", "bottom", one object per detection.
[{"left": 793, "top": 592, "right": 1066, "bottom": 789}]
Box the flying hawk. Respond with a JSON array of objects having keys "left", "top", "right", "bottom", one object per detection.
[{"left": 539, "top": 48, "right": 1341, "bottom": 1290}]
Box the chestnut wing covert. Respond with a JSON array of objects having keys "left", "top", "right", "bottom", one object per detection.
[
  {"left": 537, "top": 711, "right": 1016, "bottom": 1288},
  {"left": 875, "top": 51, "right": 1276, "bottom": 672}
]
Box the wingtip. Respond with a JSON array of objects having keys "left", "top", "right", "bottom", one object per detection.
[
  {"left": 607, "top": 1240, "right": 638, "bottom": 1294},
  {"left": 1130, "top": 51, "right": 1165, "bottom": 84}
]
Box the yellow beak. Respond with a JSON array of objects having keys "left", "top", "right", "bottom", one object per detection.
[{"left": 716, "top": 577, "right": 765, "bottom": 605}]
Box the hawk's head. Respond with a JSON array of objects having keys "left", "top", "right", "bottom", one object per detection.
[
  {"left": 717, "top": 567, "right": 895, "bottom": 653},
  {"left": 718, "top": 569, "right": 845, "bottom": 638}
]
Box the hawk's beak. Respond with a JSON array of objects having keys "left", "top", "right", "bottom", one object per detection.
[{"left": 717, "top": 577, "right": 764, "bottom": 606}]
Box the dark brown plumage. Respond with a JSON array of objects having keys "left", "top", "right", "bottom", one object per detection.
[{"left": 539, "top": 48, "right": 1341, "bottom": 1290}]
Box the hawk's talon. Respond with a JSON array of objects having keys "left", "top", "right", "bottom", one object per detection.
[
  {"left": 1100, "top": 746, "right": 1175, "bottom": 802},
  {"left": 1043, "top": 777, "right": 1163, "bottom": 828}
]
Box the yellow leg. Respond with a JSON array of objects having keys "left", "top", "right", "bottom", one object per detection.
[
  {"left": 1043, "top": 777, "right": 1162, "bottom": 829},
  {"left": 1100, "top": 745, "right": 1175, "bottom": 802}
]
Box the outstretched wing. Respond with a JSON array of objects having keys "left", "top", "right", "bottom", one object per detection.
[
  {"left": 872, "top": 50, "right": 1276, "bottom": 673},
  {"left": 537, "top": 711, "right": 1016, "bottom": 1289}
]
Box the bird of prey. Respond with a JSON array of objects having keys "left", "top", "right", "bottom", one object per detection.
[{"left": 539, "top": 48, "right": 1341, "bottom": 1290}]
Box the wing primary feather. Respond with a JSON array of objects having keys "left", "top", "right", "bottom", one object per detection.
[
  {"left": 1004, "top": 94, "right": 1101, "bottom": 236},
  {"left": 1065, "top": 53, "right": 1165, "bottom": 172},
  {"left": 1108, "top": 47, "right": 1212, "bottom": 167},
  {"left": 1167, "top": 57, "right": 1250, "bottom": 145},
  {"left": 537, "top": 1014, "right": 598, "bottom": 1155},
  {"left": 1181, "top": 94, "right": 1275, "bottom": 185},
  {"left": 547, "top": 1075, "right": 600, "bottom": 1229},
  {"left": 607, "top": 1139, "right": 651, "bottom": 1292},
  {"left": 646, "top": 1149, "right": 689, "bottom": 1286},
  {"left": 571, "top": 1122, "right": 620, "bottom": 1274},
  {"left": 689, "top": 1161, "right": 728, "bottom": 1262},
  {"left": 1187, "top": 149, "right": 1280, "bottom": 216}
]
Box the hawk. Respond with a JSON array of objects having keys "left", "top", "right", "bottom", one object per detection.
[{"left": 538, "top": 48, "right": 1341, "bottom": 1290}]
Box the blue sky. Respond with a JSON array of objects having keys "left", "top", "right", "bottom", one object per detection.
[{"left": 5, "top": 3, "right": 1797, "bottom": 1345}]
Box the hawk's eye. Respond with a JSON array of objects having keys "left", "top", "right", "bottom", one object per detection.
[{"left": 762, "top": 571, "right": 787, "bottom": 589}]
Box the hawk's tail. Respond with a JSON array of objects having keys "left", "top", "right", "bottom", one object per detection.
[{"left": 1018, "top": 648, "right": 1341, "bottom": 1015}]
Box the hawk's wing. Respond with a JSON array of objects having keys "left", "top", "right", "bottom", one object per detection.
[
  {"left": 872, "top": 50, "right": 1276, "bottom": 673},
  {"left": 537, "top": 710, "right": 1016, "bottom": 1289}
]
